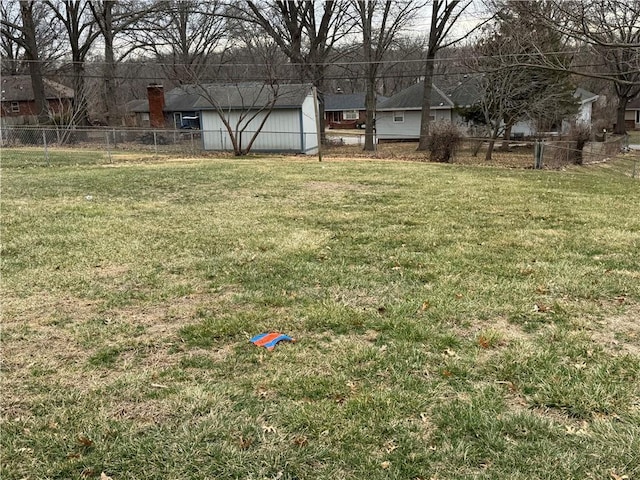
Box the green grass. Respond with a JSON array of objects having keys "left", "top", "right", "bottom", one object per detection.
[{"left": 1, "top": 154, "right": 639, "bottom": 479}]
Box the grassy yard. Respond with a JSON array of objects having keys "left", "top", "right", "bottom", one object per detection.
[{"left": 1, "top": 153, "right": 639, "bottom": 479}]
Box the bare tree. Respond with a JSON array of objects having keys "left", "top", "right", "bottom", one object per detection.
[
  {"left": 1, "top": 1, "right": 25, "bottom": 75},
  {"left": 509, "top": 0, "right": 640, "bottom": 134},
  {"left": 353, "top": 0, "right": 426, "bottom": 151},
  {"left": 45, "top": 0, "right": 101, "bottom": 126},
  {"left": 88, "top": 0, "right": 156, "bottom": 125},
  {"left": 1, "top": 0, "right": 63, "bottom": 76},
  {"left": 134, "top": 0, "right": 229, "bottom": 84},
  {"left": 417, "top": 0, "right": 475, "bottom": 150},
  {"left": 231, "top": 0, "right": 353, "bottom": 139},
  {"left": 465, "top": 1, "right": 578, "bottom": 159}
]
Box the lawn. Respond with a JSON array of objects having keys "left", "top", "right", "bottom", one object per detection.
[{"left": 1, "top": 153, "right": 639, "bottom": 479}]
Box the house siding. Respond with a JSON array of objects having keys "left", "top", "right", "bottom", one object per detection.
[
  {"left": 300, "top": 94, "right": 319, "bottom": 154},
  {"left": 201, "top": 95, "right": 318, "bottom": 154},
  {"left": 376, "top": 109, "right": 451, "bottom": 140}
]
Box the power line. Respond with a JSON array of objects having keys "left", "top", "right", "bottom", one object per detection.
[{"left": 2, "top": 48, "right": 607, "bottom": 68}]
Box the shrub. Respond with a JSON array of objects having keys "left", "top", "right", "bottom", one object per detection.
[{"left": 427, "top": 121, "right": 462, "bottom": 163}]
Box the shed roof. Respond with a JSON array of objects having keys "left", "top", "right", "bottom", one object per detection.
[
  {"left": 574, "top": 87, "right": 598, "bottom": 104},
  {"left": 1, "top": 75, "right": 74, "bottom": 102},
  {"left": 324, "top": 92, "right": 388, "bottom": 111},
  {"left": 191, "top": 83, "right": 313, "bottom": 110},
  {"left": 377, "top": 83, "right": 453, "bottom": 110}
]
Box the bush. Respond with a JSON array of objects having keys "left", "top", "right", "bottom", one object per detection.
[{"left": 427, "top": 122, "right": 462, "bottom": 163}]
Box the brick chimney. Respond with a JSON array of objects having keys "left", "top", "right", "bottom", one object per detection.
[{"left": 147, "top": 84, "right": 165, "bottom": 128}]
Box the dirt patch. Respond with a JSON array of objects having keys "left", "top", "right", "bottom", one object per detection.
[{"left": 587, "top": 304, "right": 640, "bottom": 356}]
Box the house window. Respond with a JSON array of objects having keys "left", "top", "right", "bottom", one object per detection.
[
  {"left": 393, "top": 111, "right": 404, "bottom": 123},
  {"left": 174, "top": 112, "right": 182, "bottom": 128},
  {"left": 11, "top": 102, "right": 19, "bottom": 113},
  {"left": 343, "top": 110, "right": 358, "bottom": 120},
  {"left": 636, "top": 110, "right": 640, "bottom": 124}
]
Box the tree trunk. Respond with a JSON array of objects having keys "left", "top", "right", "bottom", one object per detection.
[
  {"left": 485, "top": 126, "right": 500, "bottom": 161},
  {"left": 501, "top": 122, "right": 513, "bottom": 150},
  {"left": 615, "top": 96, "right": 628, "bottom": 135},
  {"left": 72, "top": 61, "right": 90, "bottom": 126},
  {"left": 20, "top": 1, "right": 48, "bottom": 124},
  {"left": 417, "top": 53, "right": 436, "bottom": 151},
  {"left": 102, "top": 2, "right": 119, "bottom": 126},
  {"left": 363, "top": 74, "right": 376, "bottom": 151},
  {"left": 362, "top": 3, "right": 375, "bottom": 152}
]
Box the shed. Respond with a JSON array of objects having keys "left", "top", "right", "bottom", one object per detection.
[{"left": 196, "top": 83, "right": 319, "bottom": 155}]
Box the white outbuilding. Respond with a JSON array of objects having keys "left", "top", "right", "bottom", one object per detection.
[{"left": 193, "top": 83, "right": 319, "bottom": 155}]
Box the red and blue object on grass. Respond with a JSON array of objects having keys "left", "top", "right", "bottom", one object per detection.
[{"left": 250, "top": 332, "right": 295, "bottom": 351}]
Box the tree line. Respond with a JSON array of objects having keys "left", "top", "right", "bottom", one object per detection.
[{"left": 2, "top": 0, "right": 638, "bottom": 150}]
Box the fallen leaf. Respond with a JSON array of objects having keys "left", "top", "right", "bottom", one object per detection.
[
  {"left": 535, "top": 285, "right": 549, "bottom": 294},
  {"left": 384, "top": 440, "right": 398, "bottom": 453},
  {"left": 381, "top": 461, "right": 391, "bottom": 469},
  {"left": 76, "top": 434, "right": 94, "bottom": 448},
  {"left": 293, "top": 435, "right": 308, "bottom": 447},
  {"left": 455, "top": 293, "right": 464, "bottom": 299},
  {"left": 533, "top": 303, "right": 552, "bottom": 313},
  {"left": 150, "top": 383, "right": 169, "bottom": 389},
  {"left": 81, "top": 468, "right": 95, "bottom": 478},
  {"left": 610, "top": 472, "right": 629, "bottom": 480},
  {"left": 478, "top": 335, "right": 491, "bottom": 349},
  {"left": 100, "top": 473, "right": 113, "bottom": 480},
  {"left": 262, "top": 425, "right": 276, "bottom": 434},
  {"left": 237, "top": 435, "right": 253, "bottom": 450},
  {"left": 420, "top": 301, "right": 431, "bottom": 311},
  {"left": 444, "top": 348, "right": 457, "bottom": 357}
]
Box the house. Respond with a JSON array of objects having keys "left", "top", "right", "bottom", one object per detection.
[
  {"left": 376, "top": 78, "right": 599, "bottom": 141},
  {"left": 324, "top": 92, "right": 387, "bottom": 129},
  {"left": 0, "top": 75, "right": 74, "bottom": 126},
  {"left": 625, "top": 97, "right": 640, "bottom": 130},
  {"left": 375, "top": 83, "right": 456, "bottom": 141},
  {"left": 196, "top": 83, "right": 319, "bottom": 154},
  {"left": 123, "top": 84, "right": 203, "bottom": 129}
]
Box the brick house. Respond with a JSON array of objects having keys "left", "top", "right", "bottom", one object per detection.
[{"left": 0, "top": 75, "right": 74, "bottom": 125}]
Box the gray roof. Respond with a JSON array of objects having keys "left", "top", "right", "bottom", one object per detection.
[
  {"left": 125, "top": 83, "right": 313, "bottom": 114},
  {"left": 574, "top": 87, "right": 598, "bottom": 104},
  {"left": 191, "top": 83, "right": 313, "bottom": 110},
  {"left": 440, "top": 75, "right": 483, "bottom": 107},
  {"left": 324, "top": 92, "right": 388, "bottom": 111},
  {"left": 377, "top": 83, "right": 453, "bottom": 110},
  {"left": 125, "top": 98, "right": 149, "bottom": 113},
  {"left": 628, "top": 97, "right": 640, "bottom": 109},
  {"left": 1, "top": 75, "right": 74, "bottom": 102}
]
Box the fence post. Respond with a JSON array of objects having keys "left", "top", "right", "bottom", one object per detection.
[
  {"left": 190, "top": 131, "right": 194, "bottom": 154},
  {"left": 112, "top": 128, "right": 117, "bottom": 148},
  {"left": 153, "top": 130, "right": 158, "bottom": 156},
  {"left": 105, "top": 131, "right": 112, "bottom": 163},
  {"left": 42, "top": 129, "right": 50, "bottom": 165},
  {"left": 534, "top": 140, "right": 544, "bottom": 169}
]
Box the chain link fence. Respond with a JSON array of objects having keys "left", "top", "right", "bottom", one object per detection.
[
  {"left": 1, "top": 126, "right": 203, "bottom": 159},
  {"left": 2, "top": 126, "right": 637, "bottom": 178}
]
